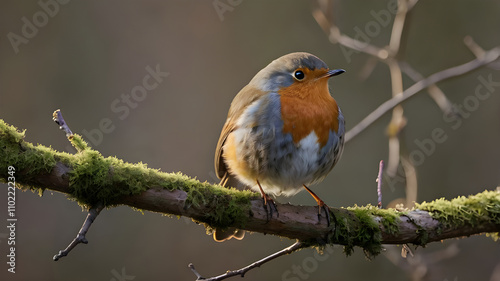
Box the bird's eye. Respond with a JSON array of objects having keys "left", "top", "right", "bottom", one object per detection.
[{"left": 293, "top": 70, "right": 305, "bottom": 81}]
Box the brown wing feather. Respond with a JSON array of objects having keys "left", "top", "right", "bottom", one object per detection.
[
  {"left": 214, "top": 85, "right": 269, "bottom": 181},
  {"left": 214, "top": 120, "right": 235, "bottom": 180}
]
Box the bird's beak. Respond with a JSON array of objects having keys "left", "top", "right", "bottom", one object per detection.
[{"left": 325, "top": 69, "right": 345, "bottom": 77}]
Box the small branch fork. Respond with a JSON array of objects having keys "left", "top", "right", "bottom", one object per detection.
[
  {"left": 53, "top": 203, "right": 104, "bottom": 261},
  {"left": 188, "top": 241, "right": 305, "bottom": 281}
]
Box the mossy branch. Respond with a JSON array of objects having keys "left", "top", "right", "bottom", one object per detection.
[{"left": 1, "top": 119, "right": 499, "bottom": 257}]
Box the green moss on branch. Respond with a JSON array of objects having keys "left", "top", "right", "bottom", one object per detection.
[
  {"left": 0, "top": 119, "right": 62, "bottom": 194},
  {"left": 0, "top": 119, "right": 255, "bottom": 229},
  {"left": 416, "top": 190, "right": 500, "bottom": 232},
  {"left": 327, "top": 205, "right": 402, "bottom": 257}
]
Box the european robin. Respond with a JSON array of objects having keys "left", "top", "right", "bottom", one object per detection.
[{"left": 214, "top": 52, "right": 345, "bottom": 241}]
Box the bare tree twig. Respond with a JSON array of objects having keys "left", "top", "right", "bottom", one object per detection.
[
  {"left": 386, "top": 60, "right": 406, "bottom": 177},
  {"left": 399, "top": 61, "right": 457, "bottom": 117},
  {"left": 386, "top": 135, "right": 402, "bottom": 177},
  {"left": 53, "top": 203, "right": 104, "bottom": 261},
  {"left": 464, "top": 36, "right": 500, "bottom": 70},
  {"left": 388, "top": 0, "right": 408, "bottom": 54},
  {"left": 345, "top": 46, "right": 500, "bottom": 142},
  {"left": 189, "top": 241, "right": 304, "bottom": 281},
  {"left": 188, "top": 263, "right": 204, "bottom": 280},
  {"left": 400, "top": 155, "right": 417, "bottom": 208},
  {"left": 377, "top": 160, "right": 384, "bottom": 208},
  {"left": 464, "top": 35, "right": 486, "bottom": 59},
  {"left": 312, "top": 8, "right": 389, "bottom": 60},
  {"left": 52, "top": 109, "right": 74, "bottom": 139}
]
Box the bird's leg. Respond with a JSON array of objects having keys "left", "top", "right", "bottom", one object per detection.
[
  {"left": 303, "top": 185, "right": 332, "bottom": 226},
  {"left": 257, "top": 180, "right": 278, "bottom": 220}
]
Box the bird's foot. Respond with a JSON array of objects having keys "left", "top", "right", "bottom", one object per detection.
[{"left": 261, "top": 193, "right": 279, "bottom": 221}]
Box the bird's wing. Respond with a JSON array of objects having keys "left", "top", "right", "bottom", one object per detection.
[
  {"left": 214, "top": 118, "right": 236, "bottom": 181},
  {"left": 214, "top": 85, "right": 268, "bottom": 181}
]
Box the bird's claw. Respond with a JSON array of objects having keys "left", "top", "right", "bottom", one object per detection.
[{"left": 262, "top": 194, "right": 279, "bottom": 221}]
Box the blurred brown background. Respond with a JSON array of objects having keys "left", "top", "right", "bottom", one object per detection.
[{"left": 1, "top": 1, "right": 499, "bottom": 280}]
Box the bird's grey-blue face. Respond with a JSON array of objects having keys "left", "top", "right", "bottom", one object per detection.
[{"left": 250, "top": 52, "right": 329, "bottom": 92}]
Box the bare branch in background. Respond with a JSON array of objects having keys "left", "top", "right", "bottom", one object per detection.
[
  {"left": 464, "top": 35, "right": 500, "bottom": 70},
  {"left": 400, "top": 156, "right": 417, "bottom": 208},
  {"left": 398, "top": 62, "right": 458, "bottom": 118},
  {"left": 343, "top": 46, "right": 500, "bottom": 142},
  {"left": 312, "top": 8, "right": 388, "bottom": 60}
]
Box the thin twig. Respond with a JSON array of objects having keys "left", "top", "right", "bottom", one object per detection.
[
  {"left": 399, "top": 61, "right": 457, "bottom": 118},
  {"left": 386, "top": 61, "right": 406, "bottom": 177},
  {"left": 386, "top": 136, "right": 401, "bottom": 178},
  {"left": 312, "top": 8, "right": 388, "bottom": 60},
  {"left": 53, "top": 203, "right": 104, "bottom": 261},
  {"left": 400, "top": 155, "right": 417, "bottom": 208},
  {"left": 388, "top": 0, "right": 408, "bottom": 54},
  {"left": 345, "top": 46, "right": 500, "bottom": 142},
  {"left": 464, "top": 36, "right": 500, "bottom": 70},
  {"left": 377, "top": 160, "right": 384, "bottom": 208},
  {"left": 52, "top": 109, "right": 73, "bottom": 139},
  {"left": 189, "top": 241, "right": 305, "bottom": 281},
  {"left": 464, "top": 35, "right": 486, "bottom": 58},
  {"left": 188, "top": 263, "right": 204, "bottom": 280}
]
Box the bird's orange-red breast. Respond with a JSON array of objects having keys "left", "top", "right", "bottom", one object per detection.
[{"left": 214, "top": 52, "right": 345, "bottom": 241}]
